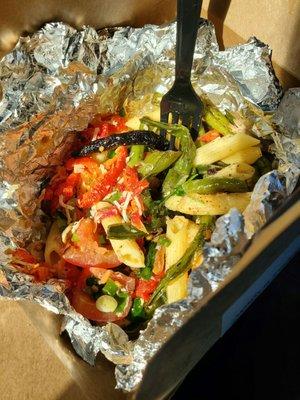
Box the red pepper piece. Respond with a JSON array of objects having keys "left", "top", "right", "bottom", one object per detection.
[{"left": 77, "top": 146, "right": 128, "bottom": 209}]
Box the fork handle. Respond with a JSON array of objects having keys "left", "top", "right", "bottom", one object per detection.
[{"left": 175, "top": 0, "right": 202, "bottom": 83}]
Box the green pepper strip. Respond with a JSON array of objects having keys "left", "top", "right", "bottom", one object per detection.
[
  {"left": 102, "top": 279, "right": 119, "bottom": 296},
  {"left": 131, "top": 297, "right": 145, "bottom": 318},
  {"left": 181, "top": 177, "right": 248, "bottom": 194},
  {"left": 145, "top": 223, "right": 207, "bottom": 314}
]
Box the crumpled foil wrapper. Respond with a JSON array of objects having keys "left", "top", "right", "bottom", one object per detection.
[{"left": 0, "top": 19, "right": 298, "bottom": 394}]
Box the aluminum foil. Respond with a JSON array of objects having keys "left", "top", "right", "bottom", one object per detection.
[{"left": 0, "top": 19, "right": 298, "bottom": 395}]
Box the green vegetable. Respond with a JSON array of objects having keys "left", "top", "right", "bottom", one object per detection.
[
  {"left": 115, "top": 290, "right": 129, "bottom": 314},
  {"left": 138, "top": 242, "right": 157, "bottom": 280},
  {"left": 181, "top": 177, "right": 248, "bottom": 194},
  {"left": 157, "top": 235, "right": 171, "bottom": 247},
  {"left": 141, "top": 118, "right": 196, "bottom": 197},
  {"left": 128, "top": 145, "right": 145, "bottom": 167},
  {"left": 108, "top": 150, "right": 116, "bottom": 159},
  {"left": 102, "top": 279, "right": 119, "bottom": 296},
  {"left": 71, "top": 232, "right": 80, "bottom": 243},
  {"left": 107, "top": 223, "right": 146, "bottom": 239},
  {"left": 203, "top": 106, "right": 233, "bottom": 135},
  {"left": 146, "top": 225, "right": 207, "bottom": 314},
  {"left": 131, "top": 297, "right": 145, "bottom": 318},
  {"left": 138, "top": 150, "right": 181, "bottom": 177}
]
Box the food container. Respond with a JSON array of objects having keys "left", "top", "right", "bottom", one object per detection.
[{"left": 0, "top": 1, "right": 299, "bottom": 399}]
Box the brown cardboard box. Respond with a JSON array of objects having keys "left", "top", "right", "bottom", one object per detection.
[{"left": 0, "top": 1, "right": 299, "bottom": 399}]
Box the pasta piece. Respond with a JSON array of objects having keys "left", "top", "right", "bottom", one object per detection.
[
  {"left": 221, "top": 146, "right": 262, "bottom": 164},
  {"left": 165, "top": 216, "right": 199, "bottom": 304},
  {"left": 44, "top": 221, "right": 63, "bottom": 265},
  {"left": 194, "top": 132, "right": 260, "bottom": 165},
  {"left": 214, "top": 163, "right": 255, "bottom": 181},
  {"left": 95, "top": 202, "right": 145, "bottom": 269},
  {"left": 165, "top": 192, "right": 252, "bottom": 215}
]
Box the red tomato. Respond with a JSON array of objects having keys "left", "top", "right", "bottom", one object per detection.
[
  {"left": 71, "top": 289, "right": 132, "bottom": 323},
  {"left": 135, "top": 275, "right": 162, "bottom": 302},
  {"left": 62, "top": 218, "right": 121, "bottom": 269}
]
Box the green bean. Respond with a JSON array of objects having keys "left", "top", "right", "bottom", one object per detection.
[{"left": 182, "top": 177, "right": 248, "bottom": 194}]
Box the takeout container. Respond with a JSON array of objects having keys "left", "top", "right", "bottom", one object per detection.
[{"left": 0, "top": 1, "right": 299, "bottom": 399}]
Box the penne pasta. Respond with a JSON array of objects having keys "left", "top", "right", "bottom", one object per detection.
[
  {"left": 214, "top": 163, "right": 255, "bottom": 181},
  {"left": 165, "top": 192, "right": 252, "bottom": 215},
  {"left": 165, "top": 216, "right": 199, "bottom": 304},
  {"left": 221, "top": 146, "right": 262, "bottom": 164},
  {"left": 44, "top": 221, "right": 64, "bottom": 266},
  {"left": 194, "top": 132, "right": 260, "bottom": 165},
  {"left": 94, "top": 202, "right": 145, "bottom": 269}
]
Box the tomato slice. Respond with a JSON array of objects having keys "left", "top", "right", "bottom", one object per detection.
[
  {"left": 71, "top": 289, "right": 132, "bottom": 323},
  {"left": 62, "top": 218, "right": 121, "bottom": 269}
]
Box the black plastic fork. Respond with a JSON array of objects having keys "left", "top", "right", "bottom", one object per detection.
[{"left": 160, "top": 0, "right": 203, "bottom": 147}]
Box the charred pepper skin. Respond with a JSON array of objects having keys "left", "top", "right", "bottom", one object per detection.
[{"left": 73, "top": 131, "right": 170, "bottom": 157}]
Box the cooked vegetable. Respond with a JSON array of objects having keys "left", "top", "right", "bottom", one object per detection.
[
  {"left": 131, "top": 297, "right": 145, "bottom": 318},
  {"left": 139, "top": 118, "right": 196, "bottom": 197},
  {"left": 107, "top": 223, "right": 147, "bottom": 239},
  {"left": 138, "top": 150, "right": 181, "bottom": 177},
  {"left": 203, "top": 106, "right": 234, "bottom": 135},
  {"left": 200, "top": 129, "right": 220, "bottom": 143},
  {"left": 165, "top": 192, "right": 252, "bottom": 215},
  {"left": 128, "top": 145, "right": 144, "bottom": 167},
  {"left": 194, "top": 133, "right": 260, "bottom": 165},
  {"left": 75, "top": 131, "right": 169, "bottom": 157},
  {"left": 102, "top": 279, "right": 119, "bottom": 296},
  {"left": 138, "top": 242, "right": 157, "bottom": 280},
  {"left": 181, "top": 177, "right": 248, "bottom": 194}
]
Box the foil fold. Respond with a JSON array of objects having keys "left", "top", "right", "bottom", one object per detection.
[{"left": 0, "top": 19, "right": 298, "bottom": 394}]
